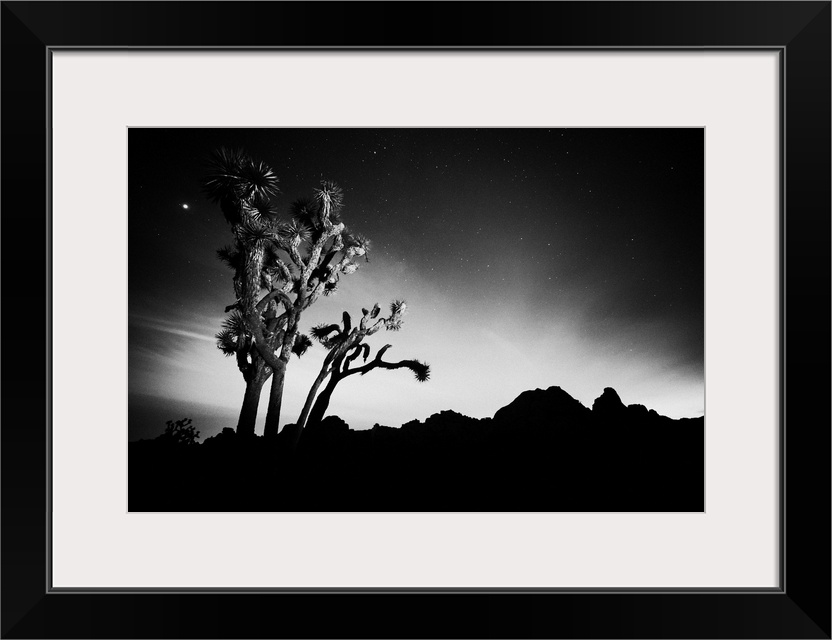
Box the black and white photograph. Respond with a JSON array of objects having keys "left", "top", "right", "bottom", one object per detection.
[
  {"left": 128, "top": 127, "right": 704, "bottom": 512},
  {"left": 4, "top": 0, "right": 831, "bottom": 635}
]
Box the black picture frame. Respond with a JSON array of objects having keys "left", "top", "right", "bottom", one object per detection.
[{"left": 2, "top": 2, "right": 829, "bottom": 638}]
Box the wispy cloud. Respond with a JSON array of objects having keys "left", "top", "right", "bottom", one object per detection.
[{"left": 131, "top": 314, "right": 217, "bottom": 344}]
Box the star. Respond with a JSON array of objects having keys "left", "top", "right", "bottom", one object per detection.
[{"left": 181, "top": 204, "right": 189, "bottom": 210}]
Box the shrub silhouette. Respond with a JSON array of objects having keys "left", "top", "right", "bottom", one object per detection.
[{"left": 157, "top": 418, "right": 200, "bottom": 446}]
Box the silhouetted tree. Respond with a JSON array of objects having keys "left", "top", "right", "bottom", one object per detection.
[
  {"left": 297, "top": 301, "right": 430, "bottom": 443},
  {"left": 215, "top": 243, "right": 311, "bottom": 438},
  {"left": 204, "top": 149, "right": 368, "bottom": 439}
]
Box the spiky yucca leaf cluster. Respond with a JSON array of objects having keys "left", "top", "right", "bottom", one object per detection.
[
  {"left": 215, "top": 329, "right": 239, "bottom": 356},
  {"left": 202, "top": 148, "right": 280, "bottom": 225},
  {"left": 289, "top": 197, "right": 321, "bottom": 230},
  {"left": 216, "top": 245, "right": 243, "bottom": 271},
  {"left": 292, "top": 333, "right": 313, "bottom": 358},
  {"left": 202, "top": 148, "right": 249, "bottom": 202},
  {"left": 251, "top": 193, "right": 278, "bottom": 222},
  {"left": 221, "top": 311, "right": 247, "bottom": 335},
  {"left": 385, "top": 299, "right": 407, "bottom": 331},
  {"left": 279, "top": 219, "right": 312, "bottom": 244},
  {"left": 314, "top": 180, "right": 344, "bottom": 220},
  {"left": 237, "top": 159, "right": 280, "bottom": 200},
  {"left": 238, "top": 222, "right": 274, "bottom": 247},
  {"left": 406, "top": 360, "right": 431, "bottom": 382},
  {"left": 344, "top": 231, "right": 371, "bottom": 261},
  {"left": 310, "top": 323, "right": 345, "bottom": 349},
  {"left": 286, "top": 181, "right": 347, "bottom": 245},
  {"left": 353, "top": 232, "right": 371, "bottom": 251}
]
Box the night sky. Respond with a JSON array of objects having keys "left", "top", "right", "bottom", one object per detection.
[{"left": 128, "top": 128, "right": 703, "bottom": 441}]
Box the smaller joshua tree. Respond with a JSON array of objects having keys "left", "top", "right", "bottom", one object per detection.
[{"left": 294, "top": 301, "right": 430, "bottom": 445}]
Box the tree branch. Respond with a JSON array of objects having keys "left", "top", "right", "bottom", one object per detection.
[
  {"left": 342, "top": 344, "right": 392, "bottom": 377},
  {"left": 256, "top": 288, "right": 293, "bottom": 315},
  {"left": 300, "top": 222, "right": 345, "bottom": 286},
  {"left": 343, "top": 356, "right": 424, "bottom": 379},
  {"left": 245, "top": 316, "right": 284, "bottom": 371},
  {"left": 273, "top": 234, "right": 306, "bottom": 274}
]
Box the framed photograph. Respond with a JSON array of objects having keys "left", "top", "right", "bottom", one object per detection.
[
  {"left": 3, "top": 2, "right": 829, "bottom": 638},
  {"left": 126, "top": 126, "right": 706, "bottom": 515}
]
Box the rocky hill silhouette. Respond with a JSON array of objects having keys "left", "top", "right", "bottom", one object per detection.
[{"left": 129, "top": 386, "right": 704, "bottom": 512}]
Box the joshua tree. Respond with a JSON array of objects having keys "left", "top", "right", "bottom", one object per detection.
[
  {"left": 203, "top": 148, "right": 368, "bottom": 439},
  {"left": 202, "top": 148, "right": 282, "bottom": 311},
  {"left": 296, "top": 301, "right": 430, "bottom": 444},
  {"left": 214, "top": 242, "right": 269, "bottom": 437},
  {"left": 214, "top": 242, "right": 311, "bottom": 438}
]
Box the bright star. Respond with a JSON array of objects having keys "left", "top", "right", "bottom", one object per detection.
[{"left": 181, "top": 204, "right": 189, "bottom": 210}]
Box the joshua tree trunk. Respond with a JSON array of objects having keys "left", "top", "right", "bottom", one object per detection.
[
  {"left": 241, "top": 243, "right": 265, "bottom": 313},
  {"left": 305, "top": 373, "right": 341, "bottom": 430},
  {"left": 263, "top": 359, "right": 286, "bottom": 441},
  {"left": 296, "top": 367, "right": 334, "bottom": 432},
  {"left": 300, "top": 339, "right": 430, "bottom": 440},
  {"left": 237, "top": 374, "right": 267, "bottom": 439},
  {"left": 262, "top": 314, "right": 300, "bottom": 442}
]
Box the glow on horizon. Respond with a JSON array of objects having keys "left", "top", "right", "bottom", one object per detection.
[
  {"left": 129, "top": 255, "right": 703, "bottom": 441},
  {"left": 128, "top": 128, "right": 704, "bottom": 442}
]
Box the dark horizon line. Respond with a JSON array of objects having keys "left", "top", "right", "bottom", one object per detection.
[{"left": 129, "top": 383, "right": 706, "bottom": 443}]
